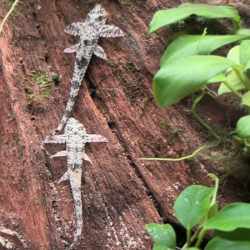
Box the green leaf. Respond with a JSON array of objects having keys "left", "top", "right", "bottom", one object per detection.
[
  {"left": 243, "top": 60, "right": 250, "bottom": 80},
  {"left": 236, "top": 115, "right": 250, "bottom": 139},
  {"left": 235, "top": 28, "right": 250, "bottom": 36},
  {"left": 218, "top": 69, "right": 245, "bottom": 95},
  {"left": 207, "top": 73, "right": 226, "bottom": 84},
  {"left": 153, "top": 245, "right": 173, "bottom": 250},
  {"left": 227, "top": 45, "right": 240, "bottom": 64},
  {"left": 241, "top": 91, "right": 250, "bottom": 107},
  {"left": 149, "top": 3, "right": 240, "bottom": 34},
  {"left": 214, "top": 228, "right": 250, "bottom": 240},
  {"left": 174, "top": 185, "right": 213, "bottom": 229},
  {"left": 205, "top": 237, "right": 250, "bottom": 250},
  {"left": 206, "top": 174, "right": 219, "bottom": 219},
  {"left": 243, "top": 138, "right": 250, "bottom": 156},
  {"left": 153, "top": 55, "right": 236, "bottom": 108},
  {"left": 205, "top": 228, "right": 250, "bottom": 250},
  {"left": 145, "top": 223, "right": 176, "bottom": 250},
  {"left": 161, "top": 35, "right": 249, "bottom": 67},
  {"left": 240, "top": 41, "right": 250, "bottom": 66},
  {"left": 204, "top": 203, "right": 250, "bottom": 231},
  {"left": 207, "top": 203, "right": 218, "bottom": 219},
  {"left": 243, "top": 60, "right": 250, "bottom": 71}
]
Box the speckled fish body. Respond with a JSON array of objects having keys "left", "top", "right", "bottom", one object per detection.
[
  {"left": 43, "top": 117, "right": 108, "bottom": 246},
  {"left": 55, "top": 5, "right": 124, "bottom": 133}
]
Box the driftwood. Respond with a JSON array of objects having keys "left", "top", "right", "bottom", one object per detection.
[{"left": 0, "top": 0, "right": 246, "bottom": 249}]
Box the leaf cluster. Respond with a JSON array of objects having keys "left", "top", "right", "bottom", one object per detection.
[
  {"left": 150, "top": 3, "right": 250, "bottom": 155},
  {"left": 146, "top": 174, "right": 250, "bottom": 250}
]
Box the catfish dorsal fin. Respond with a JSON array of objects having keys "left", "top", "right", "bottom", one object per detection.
[
  {"left": 64, "top": 22, "right": 86, "bottom": 36},
  {"left": 100, "top": 25, "right": 124, "bottom": 38}
]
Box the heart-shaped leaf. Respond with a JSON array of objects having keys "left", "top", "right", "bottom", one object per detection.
[
  {"left": 145, "top": 223, "right": 176, "bottom": 250},
  {"left": 174, "top": 185, "right": 213, "bottom": 229},
  {"left": 243, "top": 60, "right": 250, "bottom": 80},
  {"left": 235, "top": 28, "right": 250, "bottom": 36},
  {"left": 218, "top": 69, "right": 245, "bottom": 95},
  {"left": 236, "top": 115, "right": 250, "bottom": 139},
  {"left": 241, "top": 91, "right": 250, "bottom": 107},
  {"left": 161, "top": 35, "right": 249, "bottom": 67},
  {"left": 154, "top": 55, "right": 236, "bottom": 108},
  {"left": 204, "top": 203, "right": 250, "bottom": 231},
  {"left": 149, "top": 3, "right": 240, "bottom": 34},
  {"left": 227, "top": 45, "right": 240, "bottom": 64},
  {"left": 240, "top": 41, "right": 250, "bottom": 66},
  {"left": 205, "top": 228, "right": 250, "bottom": 250}
]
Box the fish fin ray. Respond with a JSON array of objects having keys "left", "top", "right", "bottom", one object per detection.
[
  {"left": 84, "top": 134, "right": 108, "bottom": 143},
  {"left": 43, "top": 135, "right": 66, "bottom": 144},
  {"left": 64, "top": 22, "right": 86, "bottom": 36},
  {"left": 93, "top": 45, "right": 106, "bottom": 60},
  {"left": 58, "top": 171, "right": 69, "bottom": 183},
  {"left": 64, "top": 43, "right": 80, "bottom": 53},
  {"left": 82, "top": 153, "right": 92, "bottom": 164},
  {"left": 100, "top": 25, "right": 124, "bottom": 37},
  {"left": 51, "top": 151, "right": 68, "bottom": 158}
]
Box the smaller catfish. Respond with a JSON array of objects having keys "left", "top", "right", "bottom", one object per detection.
[{"left": 43, "top": 117, "right": 108, "bottom": 247}]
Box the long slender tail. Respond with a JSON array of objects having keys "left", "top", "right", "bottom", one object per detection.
[
  {"left": 53, "top": 51, "right": 92, "bottom": 135},
  {"left": 55, "top": 82, "right": 80, "bottom": 133},
  {"left": 69, "top": 169, "right": 83, "bottom": 248},
  {"left": 72, "top": 186, "right": 83, "bottom": 243}
]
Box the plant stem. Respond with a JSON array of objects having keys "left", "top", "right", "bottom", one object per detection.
[
  {"left": 186, "top": 228, "right": 191, "bottom": 248},
  {"left": 231, "top": 17, "right": 242, "bottom": 30},
  {"left": 208, "top": 173, "right": 219, "bottom": 207},
  {"left": 192, "top": 89, "right": 221, "bottom": 141},
  {"left": 181, "top": 226, "right": 201, "bottom": 249},
  {"left": 221, "top": 80, "right": 241, "bottom": 100},
  {"left": 0, "top": 0, "right": 20, "bottom": 36},
  {"left": 233, "top": 66, "right": 250, "bottom": 91},
  {"left": 227, "top": 67, "right": 250, "bottom": 114},
  {"left": 140, "top": 145, "right": 211, "bottom": 161},
  {"left": 194, "top": 229, "right": 206, "bottom": 248}
]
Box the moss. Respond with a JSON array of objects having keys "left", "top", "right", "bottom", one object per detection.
[
  {"left": 141, "top": 95, "right": 153, "bottom": 117},
  {"left": 120, "top": 74, "right": 141, "bottom": 102},
  {"left": 120, "top": 1, "right": 132, "bottom": 6},
  {"left": 107, "top": 88, "right": 118, "bottom": 101},
  {"left": 155, "top": 120, "right": 183, "bottom": 145},
  {"left": 7, "top": 1, "right": 15, "bottom": 10},
  {"left": 112, "top": 42, "right": 123, "bottom": 51},
  {"left": 27, "top": 69, "right": 52, "bottom": 100},
  {"left": 106, "top": 60, "right": 119, "bottom": 74},
  {"left": 21, "top": 85, "right": 35, "bottom": 106},
  {"left": 119, "top": 15, "right": 126, "bottom": 22},
  {"left": 22, "top": 69, "right": 52, "bottom": 107},
  {"left": 123, "top": 60, "right": 138, "bottom": 72}
]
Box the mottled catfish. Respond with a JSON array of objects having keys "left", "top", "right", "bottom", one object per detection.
[
  {"left": 53, "top": 5, "right": 124, "bottom": 134},
  {"left": 44, "top": 117, "right": 108, "bottom": 247}
]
